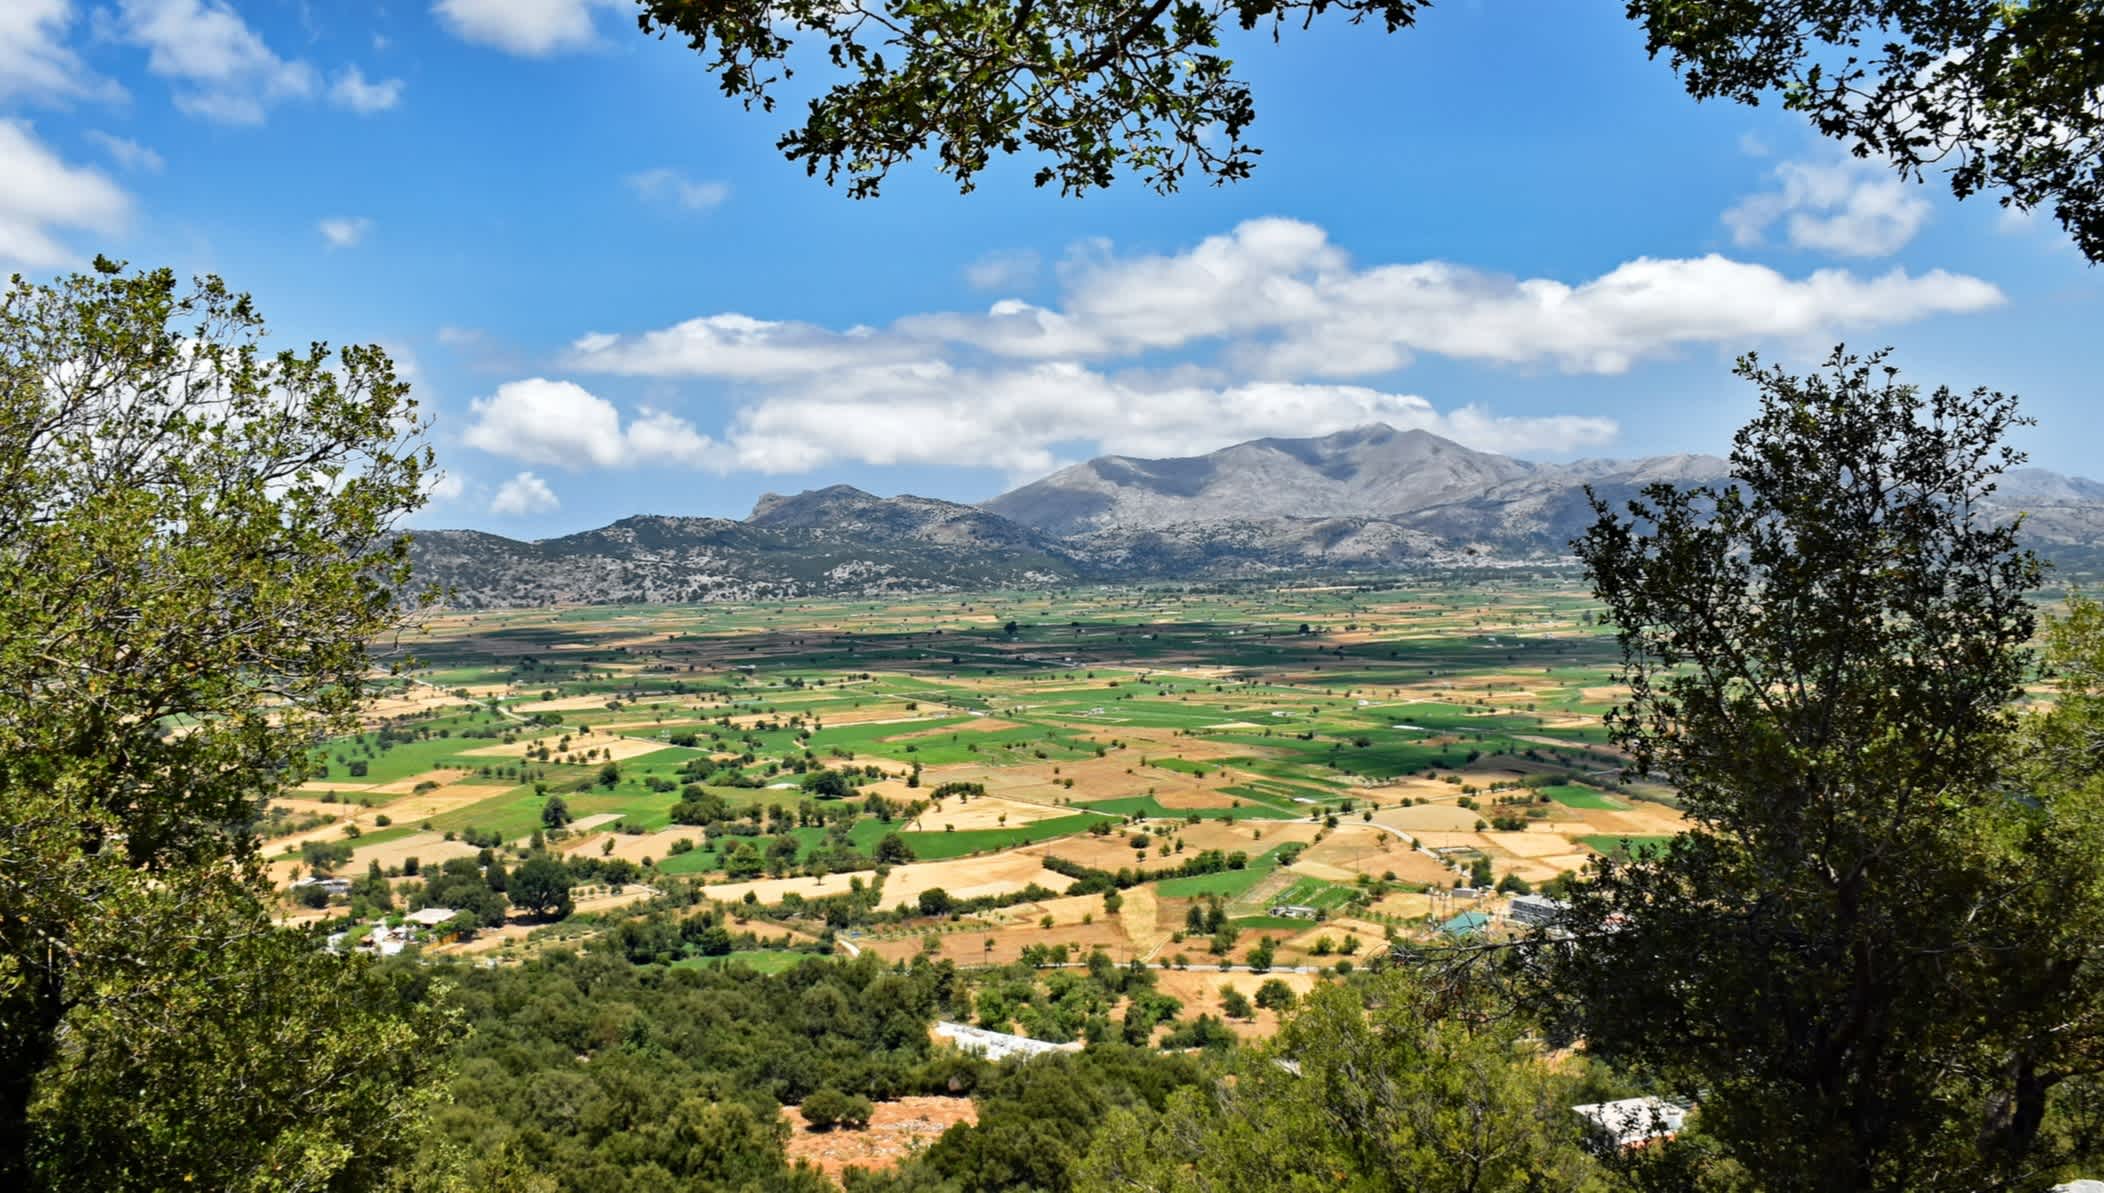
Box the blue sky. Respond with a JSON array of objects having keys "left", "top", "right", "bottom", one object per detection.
[{"left": 3, "top": 0, "right": 2097, "bottom": 536}]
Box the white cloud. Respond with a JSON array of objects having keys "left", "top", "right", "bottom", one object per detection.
[
  {"left": 1, "top": 0, "right": 114, "bottom": 102},
  {"left": 318, "top": 216, "right": 372, "bottom": 248},
  {"left": 329, "top": 65, "right": 403, "bottom": 113},
  {"left": 714, "top": 364, "right": 1619, "bottom": 477},
  {"left": 542, "top": 217, "right": 2005, "bottom": 479},
  {"left": 432, "top": 0, "right": 615, "bottom": 57},
  {"left": 462, "top": 378, "right": 723, "bottom": 470},
  {"left": 116, "top": 0, "right": 316, "bottom": 124},
  {"left": 0, "top": 119, "right": 131, "bottom": 268},
  {"left": 963, "top": 249, "right": 1040, "bottom": 291},
  {"left": 422, "top": 471, "right": 467, "bottom": 503},
  {"left": 85, "top": 130, "right": 163, "bottom": 173},
  {"left": 1723, "top": 157, "right": 1933, "bottom": 256},
  {"left": 571, "top": 314, "right": 920, "bottom": 381},
  {"left": 627, "top": 168, "right": 730, "bottom": 212},
  {"left": 579, "top": 218, "right": 2002, "bottom": 382},
  {"left": 489, "top": 471, "right": 559, "bottom": 516}
]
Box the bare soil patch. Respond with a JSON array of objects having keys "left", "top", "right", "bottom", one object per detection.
[
  {"left": 871, "top": 853, "right": 1078, "bottom": 912},
  {"left": 1481, "top": 830, "right": 1572, "bottom": 859},
  {"left": 1149, "top": 969, "right": 1324, "bottom": 1040},
  {"left": 784, "top": 1096, "right": 978, "bottom": 1186},
  {"left": 906, "top": 795, "right": 1070, "bottom": 832}
]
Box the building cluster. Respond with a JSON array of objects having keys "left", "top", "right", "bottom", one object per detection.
[{"left": 325, "top": 906, "right": 459, "bottom": 957}]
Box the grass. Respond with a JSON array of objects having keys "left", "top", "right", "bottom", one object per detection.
[
  {"left": 1580, "top": 834, "right": 1673, "bottom": 859},
  {"left": 669, "top": 949, "right": 816, "bottom": 974},
  {"left": 896, "top": 813, "right": 1108, "bottom": 860},
  {"left": 1079, "top": 795, "right": 1299, "bottom": 821},
  {"left": 1540, "top": 783, "right": 1623, "bottom": 810},
  {"left": 1271, "top": 876, "right": 1355, "bottom": 910},
  {"left": 1152, "top": 842, "right": 1300, "bottom": 899}
]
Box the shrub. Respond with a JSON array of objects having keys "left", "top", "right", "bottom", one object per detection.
[{"left": 800, "top": 1088, "right": 872, "bottom": 1132}]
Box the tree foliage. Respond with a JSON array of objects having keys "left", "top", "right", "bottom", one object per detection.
[
  {"left": 439, "top": 949, "right": 965, "bottom": 1191},
  {"left": 511, "top": 854, "right": 577, "bottom": 920},
  {"left": 1556, "top": 347, "right": 2104, "bottom": 1190},
  {"left": 1076, "top": 970, "right": 1601, "bottom": 1191},
  {"left": 635, "top": 0, "right": 1425, "bottom": 197},
  {"left": 0, "top": 260, "right": 446, "bottom": 1188},
  {"left": 1627, "top": 0, "right": 2104, "bottom": 262},
  {"left": 635, "top": 0, "right": 2104, "bottom": 258}
]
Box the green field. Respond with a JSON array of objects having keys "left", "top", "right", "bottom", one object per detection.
[
  {"left": 1540, "top": 783, "right": 1624, "bottom": 810},
  {"left": 1580, "top": 834, "right": 1674, "bottom": 858},
  {"left": 290, "top": 577, "right": 1670, "bottom": 933}
]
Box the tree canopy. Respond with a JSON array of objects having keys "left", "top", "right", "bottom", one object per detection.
[
  {"left": 1553, "top": 347, "right": 2104, "bottom": 1190},
  {"left": 0, "top": 259, "right": 446, "bottom": 1188},
  {"left": 635, "top": 0, "right": 2104, "bottom": 259}
]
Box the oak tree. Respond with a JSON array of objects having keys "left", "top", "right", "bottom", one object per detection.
[
  {"left": 0, "top": 260, "right": 448, "bottom": 1188},
  {"left": 635, "top": 0, "right": 2104, "bottom": 259},
  {"left": 1556, "top": 347, "right": 2104, "bottom": 1190}
]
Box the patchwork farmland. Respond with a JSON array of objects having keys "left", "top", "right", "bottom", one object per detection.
[{"left": 274, "top": 575, "right": 1685, "bottom": 1029}]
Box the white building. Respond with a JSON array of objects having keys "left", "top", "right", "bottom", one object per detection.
[
  {"left": 1508, "top": 894, "right": 1570, "bottom": 927},
  {"left": 933, "top": 1021, "right": 1083, "bottom": 1062},
  {"left": 1573, "top": 1097, "right": 1686, "bottom": 1148}
]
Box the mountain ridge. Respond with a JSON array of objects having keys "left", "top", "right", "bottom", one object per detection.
[{"left": 410, "top": 425, "right": 2104, "bottom": 607}]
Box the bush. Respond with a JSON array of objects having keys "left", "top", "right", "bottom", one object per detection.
[{"left": 799, "top": 1087, "right": 872, "bottom": 1132}]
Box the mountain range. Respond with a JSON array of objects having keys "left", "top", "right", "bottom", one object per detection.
[{"left": 410, "top": 425, "right": 2104, "bottom": 607}]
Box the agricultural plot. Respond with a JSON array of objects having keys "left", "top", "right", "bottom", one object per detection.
[{"left": 292, "top": 578, "right": 1686, "bottom": 983}]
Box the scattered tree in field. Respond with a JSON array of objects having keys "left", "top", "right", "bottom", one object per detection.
[
  {"left": 510, "top": 855, "right": 575, "bottom": 920},
  {"left": 1253, "top": 979, "right": 1296, "bottom": 1013},
  {"left": 540, "top": 794, "right": 573, "bottom": 829},
  {"left": 800, "top": 1088, "right": 874, "bottom": 1132},
  {"left": 1244, "top": 937, "right": 1276, "bottom": 974}
]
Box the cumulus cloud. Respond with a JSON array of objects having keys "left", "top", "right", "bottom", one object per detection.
[
  {"left": 489, "top": 471, "right": 559, "bottom": 516},
  {"left": 1723, "top": 157, "right": 1934, "bottom": 256},
  {"left": 85, "top": 130, "right": 163, "bottom": 173},
  {"left": 517, "top": 217, "right": 2005, "bottom": 479},
  {"left": 433, "top": 0, "right": 615, "bottom": 56},
  {"left": 718, "top": 365, "right": 1621, "bottom": 478},
  {"left": 579, "top": 217, "right": 2002, "bottom": 380},
  {"left": 329, "top": 65, "right": 403, "bottom": 113},
  {"left": 318, "top": 216, "right": 372, "bottom": 248},
  {"left": 627, "top": 168, "right": 730, "bottom": 213},
  {"left": 0, "top": 120, "right": 131, "bottom": 268},
  {"left": 462, "top": 378, "right": 723, "bottom": 470},
  {"left": 115, "top": 0, "right": 316, "bottom": 124}
]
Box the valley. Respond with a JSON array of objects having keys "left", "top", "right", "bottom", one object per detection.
[{"left": 274, "top": 577, "right": 1685, "bottom": 1040}]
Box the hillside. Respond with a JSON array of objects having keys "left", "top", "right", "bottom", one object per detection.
[
  {"left": 410, "top": 429, "right": 2104, "bottom": 606},
  {"left": 412, "top": 497, "right": 1082, "bottom": 607}
]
